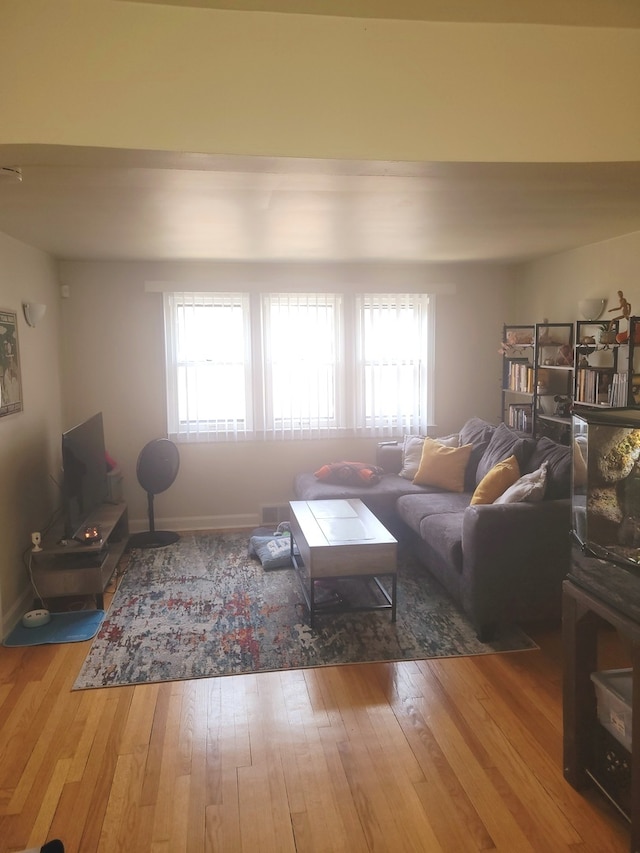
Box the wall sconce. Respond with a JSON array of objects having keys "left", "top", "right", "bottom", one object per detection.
[
  {"left": 23, "top": 303, "right": 47, "bottom": 327},
  {"left": 578, "top": 298, "right": 606, "bottom": 321},
  {"left": 0, "top": 166, "right": 22, "bottom": 183}
]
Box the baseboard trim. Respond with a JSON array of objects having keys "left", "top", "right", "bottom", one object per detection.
[
  {"left": 129, "top": 514, "right": 260, "bottom": 534},
  {"left": 3, "top": 585, "right": 37, "bottom": 640}
]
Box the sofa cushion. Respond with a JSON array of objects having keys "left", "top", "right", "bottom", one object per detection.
[
  {"left": 525, "top": 436, "right": 571, "bottom": 500},
  {"left": 376, "top": 442, "right": 403, "bottom": 474},
  {"left": 459, "top": 417, "right": 497, "bottom": 491},
  {"left": 475, "top": 422, "right": 535, "bottom": 485},
  {"left": 418, "top": 512, "right": 465, "bottom": 575},
  {"left": 494, "top": 461, "right": 548, "bottom": 504},
  {"left": 413, "top": 438, "right": 473, "bottom": 492},
  {"left": 459, "top": 417, "right": 496, "bottom": 447},
  {"left": 396, "top": 491, "right": 471, "bottom": 535},
  {"left": 470, "top": 454, "right": 520, "bottom": 505},
  {"left": 293, "top": 471, "right": 432, "bottom": 519}
]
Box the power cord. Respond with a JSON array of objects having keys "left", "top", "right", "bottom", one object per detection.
[
  {"left": 22, "top": 546, "right": 45, "bottom": 607},
  {"left": 22, "top": 503, "right": 63, "bottom": 608}
]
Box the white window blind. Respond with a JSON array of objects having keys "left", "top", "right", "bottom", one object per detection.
[
  {"left": 262, "top": 293, "right": 342, "bottom": 439},
  {"left": 355, "top": 293, "right": 430, "bottom": 435},
  {"left": 164, "top": 290, "right": 431, "bottom": 442},
  {"left": 164, "top": 292, "right": 252, "bottom": 441}
]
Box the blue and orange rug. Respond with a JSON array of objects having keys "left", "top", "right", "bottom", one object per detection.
[{"left": 73, "top": 531, "right": 536, "bottom": 689}]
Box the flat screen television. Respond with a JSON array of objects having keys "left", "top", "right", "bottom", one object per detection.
[{"left": 62, "top": 412, "right": 108, "bottom": 539}]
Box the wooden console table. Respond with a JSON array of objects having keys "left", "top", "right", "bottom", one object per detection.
[
  {"left": 563, "top": 547, "right": 640, "bottom": 852},
  {"left": 31, "top": 502, "right": 129, "bottom": 609}
]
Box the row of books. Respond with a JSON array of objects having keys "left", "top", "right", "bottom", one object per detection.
[
  {"left": 575, "top": 369, "right": 628, "bottom": 406},
  {"left": 607, "top": 372, "right": 630, "bottom": 407},
  {"left": 507, "top": 403, "right": 533, "bottom": 432},
  {"left": 506, "top": 361, "right": 534, "bottom": 394}
]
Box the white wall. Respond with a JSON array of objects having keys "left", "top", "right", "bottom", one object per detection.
[
  {"left": 57, "top": 259, "right": 514, "bottom": 532},
  {"left": 513, "top": 231, "right": 640, "bottom": 324},
  {"left": 0, "top": 233, "right": 63, "bottom": 636}
]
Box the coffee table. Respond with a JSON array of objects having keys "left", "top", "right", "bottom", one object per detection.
[{"left": 289, "top": 499, "right": 398, "bottom": 628}]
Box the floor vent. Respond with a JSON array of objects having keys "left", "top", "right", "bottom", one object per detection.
[{"left": 261, "top": 505, "right": 290, "bottom": 525}]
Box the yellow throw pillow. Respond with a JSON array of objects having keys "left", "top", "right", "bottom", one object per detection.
[
  {"left": 471, "top": 454, "right": 521, "bottom": 505},
  {"left": 412, "top": 438, "right": 473, "bottom": 492}
]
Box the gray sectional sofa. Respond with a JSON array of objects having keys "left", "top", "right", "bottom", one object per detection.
[{"left": 293, "top": 417, "right": 572, "bottom": 640}]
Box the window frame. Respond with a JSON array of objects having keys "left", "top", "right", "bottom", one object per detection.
[{"left": 164, "top": 290, "right": 432, "bottom": 442}]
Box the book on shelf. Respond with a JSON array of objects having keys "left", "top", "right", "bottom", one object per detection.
[
  {"left": 608, "top": 372, "right": 628, "bottom": 407},
  {"left": 576, "top": 369, "right": 626, "bottom": 407},
  {"left": 508, "top": 403, "right": 533, "bottom": 432},
  {"left": 507, "top": 360, "right": 533, "bottom": 393}
]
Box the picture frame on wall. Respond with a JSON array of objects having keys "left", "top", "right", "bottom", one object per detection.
[{"left": 0, "top": 309, "right": 23, "bottom": 417}]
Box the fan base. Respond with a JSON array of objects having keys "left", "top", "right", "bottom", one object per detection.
[{"left": 128, "top": 530, "right": 180, "bottom": 549}]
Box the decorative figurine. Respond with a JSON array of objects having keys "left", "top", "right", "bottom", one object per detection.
[{"left": 608, "top": 290, "right": 631, "bottom": 322}]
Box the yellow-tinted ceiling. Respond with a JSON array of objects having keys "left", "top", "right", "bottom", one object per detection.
[{"left": 115, "top": 0, "right": 640, "bottom": 28}]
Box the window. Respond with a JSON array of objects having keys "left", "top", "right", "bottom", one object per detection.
[{"left": 164, "top": 291, "right": 431, "bottom": 441}]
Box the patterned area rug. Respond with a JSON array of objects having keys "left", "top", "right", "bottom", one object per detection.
[{"left": 73, "top": 532, "right": 537, "bottom": 689}]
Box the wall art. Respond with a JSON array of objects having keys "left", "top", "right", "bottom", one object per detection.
[{"left": 0, "top": 309, "right": 23, "bottom": 417}]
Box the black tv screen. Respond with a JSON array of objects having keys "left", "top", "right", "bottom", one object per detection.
[{"left": 62, "top": 412, "right": 108, "bottom": 538}]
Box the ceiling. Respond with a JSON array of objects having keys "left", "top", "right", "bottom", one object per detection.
[
  {"left": 116, "top": 0, "right": 640, "bottom": 29},
  {"left": 1, "top": 146, "right": 640, "bottom": 264}
]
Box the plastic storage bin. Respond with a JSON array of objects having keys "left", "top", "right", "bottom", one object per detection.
[{"left": 590, "top": 668, "right": 633, "bottom": 752}]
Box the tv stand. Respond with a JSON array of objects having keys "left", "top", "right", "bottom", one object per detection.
[{"left": 31, "top": 502, "right": 129, "bottom": 609}]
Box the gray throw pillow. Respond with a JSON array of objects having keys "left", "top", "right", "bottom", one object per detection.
[
  {"left": 475, "top": 422, "right": 536, "bottom": 485},
  {"left": 459, "top": 417, "right": 496, "bottom": 491},
  {"left": 525, "top": 437, "right": 571, "bottom": 500},
  {"left": 249, "top": 535, "right": 298, "bottom": 570}
]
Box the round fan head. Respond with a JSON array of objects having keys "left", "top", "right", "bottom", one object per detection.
[
  {"left": 136, "top": 439, "right": 180, "bottom": 495},
  {"left": 128, "top": 439, "right": 181, "bottom": 549}
]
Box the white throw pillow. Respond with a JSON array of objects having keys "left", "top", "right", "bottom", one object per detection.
[
  {"left": 493, "top": 461, "right": 548, "bottom": 504},
  {"left": 436, "top": 433, "right": 461, "bottom": 448},
  {"left": 399, "top": 435, "right": 426, "bottom": 479}
]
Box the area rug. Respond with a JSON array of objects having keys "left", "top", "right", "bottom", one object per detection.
[
  {"left": 73, "top": 532, "right": 537, "bottom": 690},
  {"left": 5, "top": 610, "right": 105, "bottom": 647}
]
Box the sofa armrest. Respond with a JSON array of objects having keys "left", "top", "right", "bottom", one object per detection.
[
  {"left": 461, "top": 499, "right": 572, "bottom": 636},
  {"left": 376, "top": 441, "right": 403, "bottom": 474}
]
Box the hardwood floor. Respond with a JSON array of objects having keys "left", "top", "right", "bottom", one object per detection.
[{"left": 0, "top": 589, "right": 632, "bottom": 852}]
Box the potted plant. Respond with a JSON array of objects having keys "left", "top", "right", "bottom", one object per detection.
[{"left": 599, "top": 321, "right": 618, "bottom": 345}]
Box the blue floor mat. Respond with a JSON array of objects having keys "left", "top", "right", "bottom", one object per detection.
[{"left": 3, "top": 610, "right": 105, "bottom": 647}]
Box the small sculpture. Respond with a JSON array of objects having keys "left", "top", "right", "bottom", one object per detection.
[
  {"left": 608, "top": 290, "right": 631, "bottom": 322},
  {"left": 555, "top": 344, "right": 573, "bottom": 366},
  {"left": 554, "top": 395, "right": 571, "bottom": 418}
]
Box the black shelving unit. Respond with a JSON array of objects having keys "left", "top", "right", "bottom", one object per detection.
[
  {"left": 501, "top": 324, "right": 535, "bottom": 435},
  {"left": 534, "top": 322, "right": 574, "bottom": 443}
]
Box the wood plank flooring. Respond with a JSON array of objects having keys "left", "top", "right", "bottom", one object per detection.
[{"left": 0, "top": 581, "right": 632, "bottom": 852}]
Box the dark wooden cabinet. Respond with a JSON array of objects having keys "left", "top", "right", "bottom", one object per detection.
[{"left": 31, "top": 501, "right": 129, "bottom": 609}]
